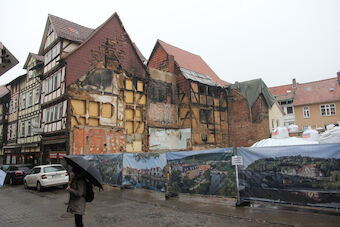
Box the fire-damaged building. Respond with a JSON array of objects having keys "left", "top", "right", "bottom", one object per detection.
[
  {"left": 65, "top": 13, "right": 147, "bottom": 155},
  {"left": 1, "top": 12, "right": 275, "bottom": 165},
  {"left": 147, "top": 40, "right": 275, "bottom": 150}
]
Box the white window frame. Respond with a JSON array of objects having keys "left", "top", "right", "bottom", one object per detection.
[
  {"left": 21, "top": 94, "right": 26, "bottom": 109},
  {"left": 21, "top": 121, "right": 25, "bottom": 137},
  {"left": 303, "top": 106, "right": 310, "bottom": 118},
  {"left": 28, "top": 91, "right": 33, "bottom": 107},
  {"left": 48, "top": 77, "right": 53, "bottom": 93},
  {"left": 27, "top": 120, "right": 31, "bottom": 136},
  {"left": 28, "top": 70, "right": 34, "bottom": 79},
  {"left": 44, "top": 80, "right": 48, "bottom": 94},
  {"left": 49, "top": 107, "right": 54, "bottom": 122},
  {"left": 320, "top": 104, "right": 336, "bottom": 116},
  {"left": 35, "top": 87, "right": 40, "bottom": 104},
  {"left": 33, "top": 117, "right": 39, "bottom": 135},
  {"left": 57, "top": 70, "right": 61, "bottom": 88},
  {"left": 54, "top": 105, "right": 59, "bottom": 121},
  {"left": 59, "top": 103, "right": 63, "bottom": 119},
  {"left": 46, "top": 108, "right": 50, "bottom": 123}
]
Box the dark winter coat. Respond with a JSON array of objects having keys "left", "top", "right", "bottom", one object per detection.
[{"left": 67, "top": 174, "right": 86, "bottom": 215}]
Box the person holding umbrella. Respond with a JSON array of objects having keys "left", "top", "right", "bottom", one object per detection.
[
  {"left": 64, "top": 155, "right": 103, "bottom": 227},
  {"left": 66, "top": 166, "right": 87, "bottom": 227}
]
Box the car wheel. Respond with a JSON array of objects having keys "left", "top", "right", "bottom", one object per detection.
[
  {"left": 24, "top": 181, "right": 28, "bottom": 189},
  {"left": 37, "top": 182, "right": 43, "bottom": 192}
]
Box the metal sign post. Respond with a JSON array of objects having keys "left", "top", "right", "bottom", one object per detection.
[{"left": 232, "top": 155, "right": 243, "bottom": 205}]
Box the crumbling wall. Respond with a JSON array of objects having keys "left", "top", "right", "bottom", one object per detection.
[
  {"left": 187, "top": 81, "right": 228, "bottom": 150},
  {"left": 147, "top": 68, "right": 178, "bottom": 129},
  {"left": 68, "top": 37, "right": 147, "bottom": 154},
  {"left": 72, "top": 127, "right": 125, "bottom": 155},
  {"left": 227, "top": 89, "right": 270, "bottom": 147}
]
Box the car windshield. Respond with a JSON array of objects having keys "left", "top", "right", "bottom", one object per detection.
[{"left": 43, "top": 166, "right": 65, "bottom": 173}]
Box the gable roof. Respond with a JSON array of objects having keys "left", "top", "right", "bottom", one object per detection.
[
  {"left": 64, "top": 12, "right": 147, "bottom": 87},
  {"left": 39, "top": 14, "right": 94, "bottom": 54},
  {"left": 293, "top": 78, "right": 340, "bottom": 106},
  {"left": 269, "top": 84, "right": 295, "bottom": 101},
  {"left": 23, "top": 52, "right": 44, "bottom": 69},
  {"left": 228, "top": 78, "right": 276, "bottom": 108},
  {"left": 154, "top": 40, "right": 229, "bottom": 86}
]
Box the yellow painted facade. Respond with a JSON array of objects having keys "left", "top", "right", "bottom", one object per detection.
[{"left": 295, "top": 101, "right": 340, "bottom": 130}]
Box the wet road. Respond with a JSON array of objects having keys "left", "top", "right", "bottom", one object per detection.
[{"left": 0, "top": 184, "right": 339, "bottom": 227}]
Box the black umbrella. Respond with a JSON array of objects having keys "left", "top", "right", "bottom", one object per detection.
[{"left": 64, "top": 155, "right": 103, "bottom": 189}]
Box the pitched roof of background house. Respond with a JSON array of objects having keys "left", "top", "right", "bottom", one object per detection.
[
  {"left": 39, "top": 14, "right": 94, "bottom": 54},
  {"left": 269, "top": 84, "right": 295, "bottom": 101},
  {"left": 293, "top": 77, "right": 340, "bottom": 106},
  {"left": 0, "top": 86, "right": 10, "bottom": 98},
  {"left": 23, "top": 52, "right": 44, "bottom": 69},
  {"left": 156, "top": 40, "right": 229, "bottom": 86}
]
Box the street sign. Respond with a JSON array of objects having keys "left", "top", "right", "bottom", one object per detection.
[{"left": 232, "top": 156, "right": 243, "bottom": 166}]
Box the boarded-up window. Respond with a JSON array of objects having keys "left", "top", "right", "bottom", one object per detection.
[{"left": 102, "top": 103, "right": 113, "bottom": 118}]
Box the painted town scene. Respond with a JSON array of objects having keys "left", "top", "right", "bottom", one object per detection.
[
  {"left": 122, "top": 152, "right": 167, "bottom": 191},
  {"left": 167, "top": 150, "right": 236, "bottom": 197},
  {"left": 240, "top": 155, "right": 340, "bottom": 205}
]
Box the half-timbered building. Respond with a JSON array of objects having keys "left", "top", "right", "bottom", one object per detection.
[{"left": 38, "top": 15, "right": 94, "bottom": 163}]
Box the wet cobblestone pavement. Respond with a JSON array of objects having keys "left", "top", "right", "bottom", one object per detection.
[{"left": 0, "top": 184, "right": 339, "bottom": 227}]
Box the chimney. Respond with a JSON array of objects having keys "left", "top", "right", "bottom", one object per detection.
[
  {"left": 337, "top": 72, "right": 340, "bottom": 85},
  {"left": 292, "top": 78, "right": 297, "bottom": 89},
  {"left": 168, "top": 55, "right": 175, "bottom": 73}
]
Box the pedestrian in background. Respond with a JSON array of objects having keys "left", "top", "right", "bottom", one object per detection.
[{"left": 66, "top": 167, "right": 86, "bottom": 227}]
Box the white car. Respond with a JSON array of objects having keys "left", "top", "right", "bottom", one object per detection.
[{"left": 24, "top": 164, "right": 69, "bottom": 191}]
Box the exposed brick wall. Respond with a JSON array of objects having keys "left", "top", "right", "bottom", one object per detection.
[
  {"left": 148, "top": 44, "right": 169, "bottom": 72},
  {"left": 65, "top": 14, "right": 146, "bottom": 87},
  {"left": 71, "top": 127, "right": 126, "bottom": 155},
  {"left": 228, "top": 90, "right": 270, "bottom": 147}
]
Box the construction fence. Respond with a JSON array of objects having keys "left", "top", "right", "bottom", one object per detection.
[{"left": 77, "top": 143, "right": 340, "bottom": 209}]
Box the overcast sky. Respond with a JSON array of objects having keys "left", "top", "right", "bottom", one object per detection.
[{"left": 1, "top": 0, "right": 339, "bottom": 87}]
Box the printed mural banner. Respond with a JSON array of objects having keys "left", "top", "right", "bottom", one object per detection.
[
  {"left": 237, "top": 144, "right": 340, "bottom": 208},
  {"left": 166, "top": 148, "right": 235, "bottom": 197},
  {"left": 122, "top": 152, "right": 167, "bottom": 192},
  {"left": 82, "top": 154, "right": 123, "bottom": 186}
]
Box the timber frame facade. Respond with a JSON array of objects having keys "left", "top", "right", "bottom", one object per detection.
[{"left": 1, "top": 13, "right": 274, "bottom": 165}]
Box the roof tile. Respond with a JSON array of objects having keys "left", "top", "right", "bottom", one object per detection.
[
  {"left": 293, "top": 78, "right": 340, "bottom": 105},
  {"left": 157, "top": 40, "right": 229, "bottom": 86},
  {"left": 49, "top": 14, "right": 94, "bottom": 43}
]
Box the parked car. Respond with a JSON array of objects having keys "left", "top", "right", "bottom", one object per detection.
[
  {"left": 0, "top": 164, "right": 32, "bottom": 185},
  {"left": 24, "top": 164, "right": 69, "bottom": 191}
]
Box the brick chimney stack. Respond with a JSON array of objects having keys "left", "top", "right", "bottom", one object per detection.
[
  {"left": 292, "top": 78, "right": 297, "bottom": 89},
  {"left": 168, "top": 55, "right": 175, "bottom": 73}
]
